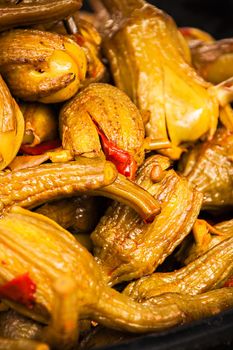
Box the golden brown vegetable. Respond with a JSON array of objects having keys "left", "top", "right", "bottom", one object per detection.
[
  {"left": 83, "top": 287, "right": 233, "bottom": 349},
  {"left": 0, "top": 0, "right": 82, "bottom": 32},
  {"left": 60, "top": 83, "right": 145, "bottom": 178},
  {"left": 124, "top": 236, "right": 233, "bottom": 300},
  {"left": 0, "top": 29, "right": 87, "bottom": 103},
  {"left": 0, "top": 74, "right": 24, "bottom": 171},
  {"left": 0, "top": 207, "right": 192, "bottom": 347},
  {"left": 91, "top": 155, "right": 202, "bottom": 285},
  {"left": 0, "top": 158, "right": 117, "bottom": 216},
  {"left": 20, "top": 102, "right": 57, "bottom": 147},
  {"left": 98, "top": 0, "right": 221, "bottom": 158},
  {"left": 179, "top": 127, "right": 233, "bottom": 210},
  {"left": 141, "top": 288, "right": 233, "bottom": 323},
  {"left": 36, "top": 196, "right": 99, "bottom": 233},
  {"left": 0, "top": 159, "right": 160, "bottom": 221},
  {"left": 48, "top": 16, "right": 106, "bottom": 85}
]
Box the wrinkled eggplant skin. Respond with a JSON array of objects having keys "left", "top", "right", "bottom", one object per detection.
[
  {"left": 179, "top": 128, "right": 233, "bottom": 210},
  {"left": 124, "top": 236, "right": 233, "bottom": 300},
  {"left": 0, "top": 207, "right": 188, "bottom": 336},
  {"left": 0, "top": 29, "right": 87, "bottom": 103},
  {"left": 60, "top": 83, "right": 145, "bottom": 164},
  {"left": 91, "top": 156, "right": 202, "bottom": 286},
  {"left": 142, "top": 288, "right": 233, "bottom": 324},
  {"left": 0, "top": 158, "right": 117, "bottom": 216},
  {"left": 0, "top": 0, "right": 82, "bottom": 32}
]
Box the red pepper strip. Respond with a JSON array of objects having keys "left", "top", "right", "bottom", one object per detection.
[
  {"left": 73, "top": 34, "right": 86, "bottom": 47},
  {"left": 96, "top": 126, "right": 137, "bottom": 180},
  {"left": 20, "top": 139, "right": 62, "bottom": 156},
  {"left": 224, "top": 276, "right": 233, "bottom": 288},
  {"left": 179, "top": 27, "right": 193, "bottom": 37},
  {"left": 0, "top": 273, "right": 36, "bottom": 308}
]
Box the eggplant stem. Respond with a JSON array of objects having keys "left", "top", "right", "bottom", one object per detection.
[
  {"left": 89, "top": 174, "right": 161, "bottom": 222},
  {"left": 144, "top": 138, "right": 171, "bottom": 151},
  {"left": 43, "top": 275, "right": 79, "bottom": 350}
]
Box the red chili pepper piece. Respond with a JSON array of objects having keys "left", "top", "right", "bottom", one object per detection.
[
  {"left": 179, "top": 27, "right": 192, "bottom": 37},
  {"left": 20, "top": 139, "right": 62, "bottom": 155},
  {"left": 96, "top": 126, "right": 137, "bottom": 180},
  {"left": 74, "top": 34, "right": 86, "bottom": 47},
  {"left": 0, "top": 273, "right": 36, "bottom": 308},
  {"left": 224, "top": 275, "right": 233, "bottom": 288}
]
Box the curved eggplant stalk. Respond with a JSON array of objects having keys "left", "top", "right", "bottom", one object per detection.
[
  {"left": 0, "top": 158, "right": 160, "bottom": 221},
  {"left": 0, "top": 158, "right": 117, "bottom": 216},
  {"left": 0, "top": 75, "right": 24, "bottom": 171},
  {"left": 90, "top": 173, "right": 161, "bottom": 222}
]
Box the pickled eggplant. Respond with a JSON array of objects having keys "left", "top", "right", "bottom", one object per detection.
[
  {"left": 0, "top": 74, "right": 24, "bottom": 171},
  {"left": 60, "top": 83, "right": 145, "bottom": 178},
  {"left": 91, "top": 155, "right": 202, "bottom": 285},
  {"left": 0, "top": 159, "right": 160, "bottom": 221},
  {"left": 179, "top": 127, "right": 233, "bottom": 210},
  {"left": 0, "top": 29, "right": 87, "bottom": 103},
  {"left": 0, "top": 158, "right": 117, "bottom": 216},
  {"left": 98, "top": 0, "right": 220, "bottom": 158},
  {"left": 124, "top": 236, "right": 233, "bottom": 300},
  {"left": 0, "top": 207, "right": 192, "bottom": 348}
]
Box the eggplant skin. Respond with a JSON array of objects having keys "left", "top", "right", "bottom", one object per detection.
[
  {"left": 0, "top": 29, "right": 87, "bottom": 103},
  {"left": 100, "top": 0, "right": 218, "bottom": 154},
  {"left": 124, "top": 235, "right": 233, "bottom": 300},
  {"left": 179, "top": 127, "right": 233, "bottom": 210},
  {"left": 60, "top": 83, "right": 145, "bottom": 164},
  {"left": 91, "top": 155, "right": 202, "bottom": 286},
  {"left": 0, "top": 0, "right": 83, "bottom": 32}
]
